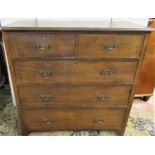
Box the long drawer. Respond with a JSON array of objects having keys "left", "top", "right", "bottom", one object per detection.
[
  {"left": 15, "top": 60, "right": 138, "bottom": 84},
  {"left": 19, "top": 85, "right": 131, "bottom": 108},
  {"left": 23, "top": 108, "right": 125, "bottom": 131},
  {"left": 79, "top": 34, "right": 144, "bottom": 58},
  {"left": 8, "top": 32, "right": 75, "bottom": 58}
]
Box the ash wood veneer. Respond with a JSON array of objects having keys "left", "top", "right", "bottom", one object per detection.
[
  {"left": 79, "top": 34, "right": 144, "bottom": 58},
  {"left": 19, "top": 85, "right": 131, "bottom": 108},
  {"left": 14, "top": 60, "right": 138, "bottom": 84},
  {"left": 8, "top": 32, "right": 75, "bottom": 58},
  {"left": 23, "top": 109, "right": 125, "bottom": 131},
  {"left": 2, "top": 21, "right": 153, "bottom": 135}
]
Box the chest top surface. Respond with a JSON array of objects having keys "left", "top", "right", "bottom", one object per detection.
[{"left": 1, "top": 20, "right": 154, "bottom": 32}]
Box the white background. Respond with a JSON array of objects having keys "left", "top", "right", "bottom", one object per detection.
[{"left": 0, "top": 18, "right": 149, "bottom": 26}]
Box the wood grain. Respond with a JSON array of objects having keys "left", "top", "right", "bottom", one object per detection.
[
  {"left": 19, "top": 85, "right": 131, "bottom": 108},
  {"left": 79, "top": 34, "right": 144, "bottom": 58},
  {"left": 14, "top": 60, "right": 138, "bottom": 84},
  {"left": 8, "top": 32, "right": 75, "bottom": 58},
  {"left": 23, "top": 108, "right": 125, "bottom": 131}
]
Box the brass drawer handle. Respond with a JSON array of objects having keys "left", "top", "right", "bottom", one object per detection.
[
  {"left": 104, "top": 43, "right": 119, "bottom": 50},
  {"left": 100, "top": 69, "right": 113, "bottom": 75},
  {"left": 43, "top": 118, "right": 55, "bottom": 125},
  {"left": 40, "top": 95, "right": 54, "bottom": 102},
  {"left": 97, "top": 95, "right": 109, "bottom": 101},
  {"left": 37, "top": 70, "right": 53, "bottom": 77},
  {"left": 36, "top": 43, "right": 50, "bottom": 50},
  {"left": 94, "top": 118, "right": 104, "bottom": 124}
]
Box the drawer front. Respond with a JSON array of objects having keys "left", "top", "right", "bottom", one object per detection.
[
  {"left": 79, "top": 34, "right": 144, "bottom": 58},
  {"left": 19, "top": 85, "right": 131, "bottom": 108},
  {"left": 23, "top": 109, "right": 125, "bottom": 130},
  {"left": 8, "top": 32, "right": 75, "bottom": 58},
  {"left": 15, "top": 60, "right": 137, "bottom": 84}
]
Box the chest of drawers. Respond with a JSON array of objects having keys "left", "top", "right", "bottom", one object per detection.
[{"left": 2, "top": 21, "right": 152, "bottom": 135}]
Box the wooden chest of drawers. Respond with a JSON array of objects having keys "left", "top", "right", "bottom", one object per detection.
[{"left": 2, "top": 21, "right": 152, "bottom": 135}]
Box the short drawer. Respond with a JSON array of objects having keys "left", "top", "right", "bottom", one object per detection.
[
  {"left": 23, "top": 109, "right": 125, "bottom": 131},
  {"left": 15, "top": 60, "right": 138, "bottom": 84},
  {"left": 19, "top": 85, "right": 131, "bottom": 108},
  {"left": 79, "top": 34, "right": 144, "bottom": 58},
  {"left": 8, "top": 32, "right": 75, "bottom": 58}
]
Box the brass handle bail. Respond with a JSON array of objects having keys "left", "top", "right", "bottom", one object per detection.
[
  {"left": 97, "top": 95, "right": 109, "bottom": 101},
  {"left": 36, "top": 43, "right": 50, "bottom": 50},
  {"left": 94, "top": 118, "right": 104, "bottom": 124},
  {"left": 104, "top": 43, "right": 119, "bottom": 50},
  {"left": 100, "top": 69, "right": 113, "bottom": 75},
  {"left": 40, "top": 95, "right": 54, "bottom": 102},
  {"left": 37, "top": 70, "right": 53, "bottom": 77},
  {"left": 43, "top": 118, "right": 54, "bottom": 125}
]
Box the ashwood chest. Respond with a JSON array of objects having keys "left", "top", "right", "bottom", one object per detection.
[{"left": 2, "top": 21, "right": 152, "bottom": 135}]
